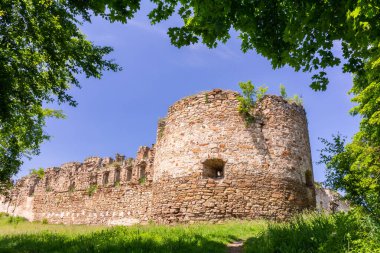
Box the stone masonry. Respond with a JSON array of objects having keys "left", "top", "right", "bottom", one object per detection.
[{"left": 0, "top": 89, "right": 325, "bottom": 225}]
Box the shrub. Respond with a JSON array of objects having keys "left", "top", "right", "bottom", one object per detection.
[
  {"left": 0, "top": 212, "right": 9, "bottom": 218},
  {"left": 7, "top": 216, "right": 27, "bottom": 224},
  {"left": 279, "top": 84, "right": 287, "bottom": 98},
  {"left": 288, "top": 94, "right": 303, "bottom": 106},
  {"left": 30, "top": 168, "right": 45, "bottom": 179},
  {"left": 256, "top": 86, "right": 268, "bottom": 100},
  {"left": 278, "top": 84, "right": 303, "bottom": 106},
  {"left": 237, "top": 81, "right": 268, "bottom": 124}
]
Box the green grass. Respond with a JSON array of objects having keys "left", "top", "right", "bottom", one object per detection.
[
  {"left": 0, "top": 214, "right": 265, "bottom": 253},
  {"left": 0, "top": 211, "right": 379, "bottom": 253},
  {"left": 0, "top": 213, "right": 104, "bottom": 236},
  {"left": 245, "top": 211, "right": 380, "bottom": 253}
]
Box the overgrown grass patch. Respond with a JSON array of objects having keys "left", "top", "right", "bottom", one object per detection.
[{"left": 244, "top": 211, "right": 380, "bottom": 253}]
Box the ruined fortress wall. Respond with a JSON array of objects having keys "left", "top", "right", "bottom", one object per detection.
[
  {"left": 1, "top": 148, "right": 155, "bottom": 225},
  {"left": 152, "top": 90, "right": 315, "bottom": 223},
  {"left": 0, "top": 176, "right": 39, "bottom": 221},
  {"left": 33, "top": 184, "right": 152, "bottom": 225}
]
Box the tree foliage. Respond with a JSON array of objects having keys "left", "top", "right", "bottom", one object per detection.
[
  {"left": 0, "top": 0, "right": 137, "bottom": 186},
  {"left": 319, "top": 134, "right": 380, "bottom": 221}
]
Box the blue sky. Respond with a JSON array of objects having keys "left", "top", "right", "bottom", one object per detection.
[{"left": 19, "top": 4, "right": 359, "bottom": 183}]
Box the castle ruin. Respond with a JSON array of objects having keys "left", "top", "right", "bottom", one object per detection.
[{"left": 0, "top": 89, "right": 318, "bottom": 225}]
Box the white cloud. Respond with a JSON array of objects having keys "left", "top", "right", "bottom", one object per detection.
[{"left": 128, "top": 20, "right": 168, "bottom": 38}]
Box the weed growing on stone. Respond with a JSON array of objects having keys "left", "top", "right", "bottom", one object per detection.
[
  {"left": 278, "top": 84, "right": 303, "bottom": 106},
  {"left": 138, "top": 176, "right": 146, "bottom": 184},
  {"left": 87, "top": 184, "right": 97, "bottom": 196},
  {"left": 205, "top": 93, "right": 209, "bottom": 103},
  {"left": 237, "top": 81, "right": 268, "bottom": 124}
]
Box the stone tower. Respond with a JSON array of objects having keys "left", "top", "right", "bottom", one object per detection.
[{"left": 152, "top": 89, "right": 315, "bottom": 223}]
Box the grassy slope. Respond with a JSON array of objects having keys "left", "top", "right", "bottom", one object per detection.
[{"left": 0, "top": 211, "right": 379, "bottom": 253}]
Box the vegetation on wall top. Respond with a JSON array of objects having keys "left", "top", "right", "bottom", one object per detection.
[
  {"left": 30, "top": 168, "right": 45, "bottom": 180},
  {"left": 237, "top": 81, "right": 268, "bottom": 124}
]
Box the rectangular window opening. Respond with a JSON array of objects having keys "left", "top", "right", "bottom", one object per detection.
[
  {"left": 126, "top": 167, "right": 132, "bottom": 181},
  {"left": 202, "top": 159, "right": 225, "bottom": 179},
  {"left": 103, "top": 171, "right": 110, "bottom": 185}
]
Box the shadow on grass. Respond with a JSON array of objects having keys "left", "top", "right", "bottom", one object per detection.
[{"left": 0, "top": 228, "right": 234, "bottom": 253}]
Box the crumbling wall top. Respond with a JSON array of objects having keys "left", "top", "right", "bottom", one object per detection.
[{"left": 167, "top": 89, "right": 238, "bottom": 115}]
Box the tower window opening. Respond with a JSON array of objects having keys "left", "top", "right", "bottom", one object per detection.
[{"left": 202, "top": 159, "right": 225, "bottom": 179}]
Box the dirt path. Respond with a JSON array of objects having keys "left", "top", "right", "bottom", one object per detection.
[{"left": 227, "top": 240, "right": 244, "bottom": 253}]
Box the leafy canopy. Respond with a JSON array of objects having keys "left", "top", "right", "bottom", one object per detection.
[{"left": 0, "top": 0, "right": 137, "bottom": 187}]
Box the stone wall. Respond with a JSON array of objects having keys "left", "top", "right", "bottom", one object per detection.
[
  {"left": 315, "top": 186, "right": 350, "bottom": 213},
  {"left": 0, "top": 175, "right": 39, "bottom": 221},
  {"left": 1, "top": 89, "right": 319, "bottom": 224},
  {"left": 1, "top": 147, "right": 155, "bottom": 225}
]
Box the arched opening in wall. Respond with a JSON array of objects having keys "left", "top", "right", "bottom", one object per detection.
[
  {"left": 103, "top": 171, "right": 109, "bottom": 185},
  {"left": 202, "top": 159, "right": 225, "bottom": 179},
  {"left": 126, "top": 167, "right": 132, "bottom": 181},
  {"left": 114, "top": 168, "right": 121, "bottom": 185},
  {"left": 139, "top": 164, "right": 146, "bottom": 179},
  {"left": 45, "top": 176, "right": 51, "bottom": 191},
  {"left": 305, "top": 170, "right": 313, "bottom": 187},
  {"left": 28, "top": 186, "right": 35, "bottom": 197}
]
